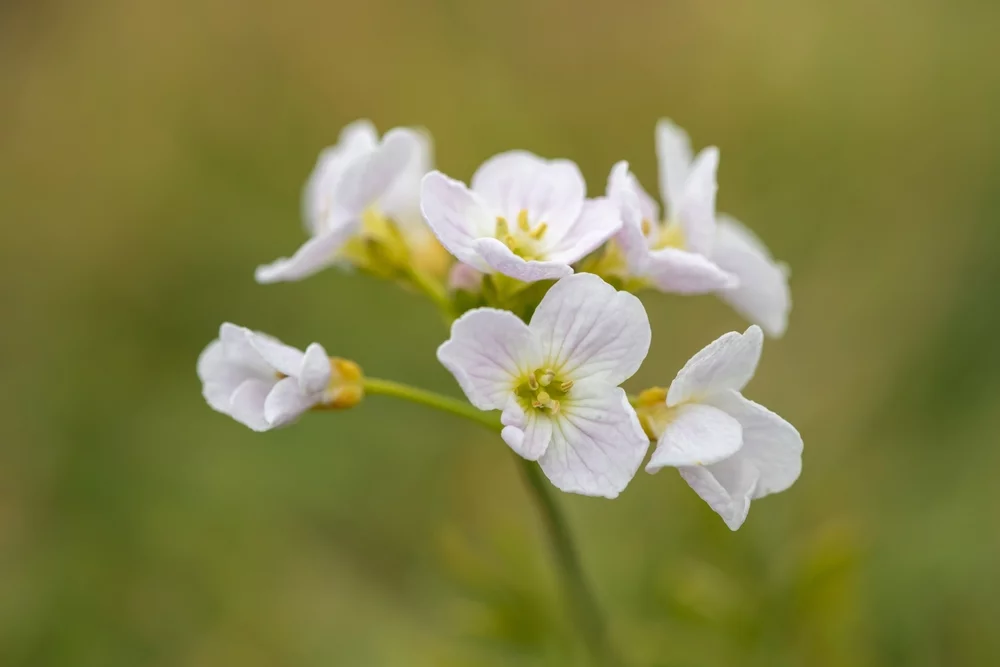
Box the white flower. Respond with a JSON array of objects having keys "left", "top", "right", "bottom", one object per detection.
[
  {"left": 642, "top": 325, "right": 802, "bottom": 530},
  {"left": 255, "top": 120, "right": 426, "bottom": 283},
  {"left": 608, "top": 120, "right": 790, "bottom": 335},
  {"left": 197, "top": 323, "right": 361, "bottom": 431},
  {"left": 420, "top": 151, "right": 622, "bottom": 283},
  {"left": 437, "top": 273, "right": 651, "bottom": 498}
]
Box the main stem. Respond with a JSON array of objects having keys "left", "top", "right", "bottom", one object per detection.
[{"left": 361, "top": 377, "right": 620, "bottom": 666}]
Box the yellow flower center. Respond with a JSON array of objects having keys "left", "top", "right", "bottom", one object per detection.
[
  {"left": 495, "top": 209, "right": 550, "bottom": 260},
  {"left": 644, "top": 218, "right": 686, "bottom": 251},
  {"left": 515, "top": 367, "right": 574, "bottom": 414}
]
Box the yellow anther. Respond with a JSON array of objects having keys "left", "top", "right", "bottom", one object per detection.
[
  {"left": 517, "top": 209, "right": 531, "bottom": 232},
  {"left": 538, "top": 370, "right": 555, "bottom": 386},
  {"left": 559, "top": 380, "right": 574, "bottom": 392},
  {"left": 503, "top": 234, "right": 519, "bottom": 250},
  {"left": 527, "top": 374, "right": 539, "bottom": 390},
  {"left": 529, "top": 222, "right": 548, "bottom": 240},
  {"left": 641, "top": 219, "right": 653, "bottom": 236},
  {"left": 637, "top": 387, "right": 668, "bottom": 406},
  {"left": 495, "top": 216, "right": 510, "bottom": 237},
  {"left": 549, "top": 399, "right": 561, "bottom": 414}
]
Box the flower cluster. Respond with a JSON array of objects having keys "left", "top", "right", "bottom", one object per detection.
[{"left": 198, "top": 119, "right": 802, "bottom": 530}]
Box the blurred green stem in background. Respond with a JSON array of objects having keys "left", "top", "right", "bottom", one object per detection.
[{"left": 361, "top": 377, "right": 622, "bottom": 667}]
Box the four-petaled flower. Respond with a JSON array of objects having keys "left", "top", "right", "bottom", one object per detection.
[
  {"left": 641, "top": 325, "right": 803, "bottom": 529},
  {"left": 198, "top": 323, "right": 361, "bottom": 431},
  {"left": 437, "top": 273, "right": 651, "bottom": 498},
  {"left": 421, "top": 151, "right": 622, "bottom": 283},
  {"left": 256, "top": 120, "right": 428, "bottom": 283}
]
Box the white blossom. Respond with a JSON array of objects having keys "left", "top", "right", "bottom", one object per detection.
[
  {"left": 421, "top": 151, "right": 621, "bottom": 283},
  {"left": 437, "top": 273, "right": 651, "bottom": 498},
  {"left": 197, "top": 323, "right": 360, "bottom": 431},
  {"left": 643, "top": 325, "right": 802, "bottom": 529}
]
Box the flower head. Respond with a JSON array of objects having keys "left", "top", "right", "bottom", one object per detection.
[
  {"left": 640, "top": 325, "right": 802, "bottom": 529},
  {"left": 421, "top": 151, "right": 622, "bottom": 283},
  {"left": 437, "top": 273, "right": 651, "bottom": 498},
  {"left": 256, "top": 120, "right": 435, "bottom": 283},
  {"left": 197, "top": 323, "right": 362, "bottom": 431}
]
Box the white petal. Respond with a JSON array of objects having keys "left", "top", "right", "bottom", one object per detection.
[
  {"left": 545, "top": 197, "right": 622, "bottom": 265},
  {"left": 264, "top": 376, "right": 316, "bottom": 427},
  {"left": 255, "top": 221, "right": 359, "bottom": 283},
  {"left": 470, "top": 151, "right": 585, "bottom": 241},
  {"left": 607, "top": 161, "right": 653, "bottom": 272},
  {"left": 378, "top": 127, "right": 433, "bottom": 229},
  {"left": 198, "top": 340, "right": 241, "bottom": 413},
  {"left": 712, "top": 214, "right": 791, "bottom": 337},
  {"left": 333, "top": 128, "right": 414, "bottom": 216},
  {"left": 674, "top": 147, "right": 719, "bottom": 256},
  {"left": 645, "top": 247, "right": 737, "bottom": 294},
  {"left": 501, "top": 396, "right": 552, "bottom": 461},
  {"left": 705, "top": 389, "right": 803, "bottom": 497},
  {"left": 436, "top": 308, "right": 541, "bottom": 410},
  {"left": 645, "top": 403, "right": 743, "bottom": 472},
  {"left": 228, "top": 379, "right": 275, "bottom": 432},
  {"left": 667, "top": 325, "right": 764, "bottom": 406},
  {"left": 655, "top": 119, "right": 693, "bottom": 216},
  {"left": 538, "top": 383, "right": 648, "bottom": 498},
  {"left": 245, "top": 330, "right": 305, "bottom": 377},
  {"left": 420, "top": 171, "right": 495, "bottom": 271},
  {"left": 473, "top": 237, "right": 573, "bottom": 282},
  {"left": 529, "top": 273, "right": 651, "bottom": 385},
  {"left": 298, "top": 343, "right": 331, "bottom": 394},
  {"left": 678, "top": 458, "right": 759, "bottom": 530},
  {"left": 302, "top": 120, "right": 378, "bottom": 233}
]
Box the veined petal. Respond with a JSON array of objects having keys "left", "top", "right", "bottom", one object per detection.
[
  {"left": 705, "top": 389, "right": 803, "bottom": 497},
  {"left": 264, "top": 377, "right": 316, "bottom": 427},
  {"left": 713, "top": 214, "right": 791, "bottom": 337},
  {"left": 675, "top": 146, "right": 719, "bottom": 256},
  {"left": 378, "top": 127, "right": 432, "bottom": 230},
  {"left": 436, "top": 308, "right": 541, "bottom": 410},
  {"left": 645, "top": 247, "right": 737, "bottom": 294},
  {"left": 530, "top": 273, "right": 650, "bottom": 385},
  {"left": 538, "top": 383, "right": 648, "bottom": 498},
  {"left": 255, "top": 221, "right": 360, "bottom": 284},
  {"left": 607, "top": 161, "right": 654, "bottom": 272},
  {"left": 655, "top": 119, "right": 693, "bottom": 216},
  {"left": 545, "top": 197, "right": 622, "bottom": 265},
  {"left": 302, "top": 120, "right": 378, "bottom": 233},
  {"left": 470, "top": 151, "right": 586, "bottom": 241},
  {"left": 645, "top": 403, "right": 743, "bottom": 472},
  {"left": 501, "top": 396, "right": 552, "bottom": 461},
  {"left": 473, "top": 237, "right": 574, "bottom": 282},
  {"left": 298, "top": 343, "right": 331, "bottom": 394},
  {"left": 667, "top": 325, "right": 764, "bottom": 406},
  {"left": 420, "top": 171, "right": 495, "bottom": 271},
  {"left": 228, "top": 379, "right": 275, "bottom": 432},
  {"left": 679, "top": 458, "right": 759, "bottom": 530},
  {"left": 334, "top": 128, "right": 414, "bottom": 216},
  {"left": 246, "top": 330, "right": 305, "bottom": 377}
]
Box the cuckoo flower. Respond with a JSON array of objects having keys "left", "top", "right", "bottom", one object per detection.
[
  {"left": 640, "top": 325, "right": 802, "bottom": 529},
  {"left": 421, "top": 151, "right": 621, "bottom": 283},
  {"left": 437, "top": 273, "right": 651, "bottom": 497},
  {"left": 255, "top": 120, "right": 427, "bottom": 283},
  {"left": 197, "top": 323, "right": 361, "bottom": 431}
]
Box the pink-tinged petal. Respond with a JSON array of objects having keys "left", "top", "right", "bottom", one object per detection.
[
  {"left": 333, "top": 128, "right": 414, "bottom": 216},
  {"left": 529, "top": 273, "right": 650, "bottom": 386},
  {"left": 674, "top": 146, "right": 719, "bottom": 256},
  {"left": 705, "top": 389, "right": 802, "bottom": 497},
  {"left": 545, "top": 197, "right": 622, "bottom": 265},
  {"left": 471, "top": 151, "right": 586, "bottom": 241},
  {"left": 298, "top": 343, "right": 331, "bottom": 394},
  {"left": 263, "top": 376, "right": 316, "bottom": 427},
  {"left": 420, "top": 171, "right": 495, "bottom": 271},
  {"left": 473, "top": 237, "right": 574, "bottom": 283},
  {"left": 667, "top": 325, "right": 764, "bottom": 406},
  {"left": 655, "top": 119, "right": 694, "bottom": 216},
  {"left": 255, "top": 221, "right": 359, "bottom": 284},
  {"left": 538, "top": 383, "right": 648, "bottom": 498},
  {"left": 228, "top": 379, "right": 275, "bottom": 432},
  {"left": 645, "top": 247, "right": 737, "bottom": 294},
  {"left": 245, "top": 331, "right": 305, "bottom": 377},
  {"left": 302, "top": 120, "right": 379, "bottom": 233},
  {"left": 712, "top": 214, "right": 791, "bottom": 337},
  {"left": 447, "top": 262, "right": 483, "bottom": 292},
  {"left": 436, "top": 308, "right": 541, "bottom": 411},
  {"left": 678, "top": 458, "right": 759, "bottom": 530},
  {"left": 645, "top": 403, "right": 743, "bottom": 472},
  {"left": 501, "top": 396, "right": 553, "bottom": 461}
]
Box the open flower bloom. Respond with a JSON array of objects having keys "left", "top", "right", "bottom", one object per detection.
[
  {"left": 256, "top": 120, "right": 437, "bottom": 283},
  {"left": 437, "top": 273, "right": 651, "bottom": 497},
  {"left": 197, "top": 323, "right": 362, "bottom": 431},
  {"left": 421, "top": 151, "right": 621, "bottom": 283},
  {"left": 642, "top": 325, "right": 802, "bottom": 529}
]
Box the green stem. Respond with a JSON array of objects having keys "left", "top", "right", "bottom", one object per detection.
[
  {"left": 405, "top": 266, "right": 455, "bottom": 320},
  {"left": 360, "top": 377, "right": 621, "bottom": 667}
]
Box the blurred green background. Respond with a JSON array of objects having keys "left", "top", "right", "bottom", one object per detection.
[{"left": 3, "top": 0, "right": 999, "bottom": 665}]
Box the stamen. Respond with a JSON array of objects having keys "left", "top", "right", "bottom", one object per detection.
[
  {"left": 503, "top": 234, "right": 519, "bottom": 250},
  {"left": 536, "top": 390, "right": 551, "bottom": 405},
  {"left": 529, "top": 222, "right": 548, "bottom": 240},
  {"left": 517, "top": 209, "right": 531, "bottom": 232},
  {"left": 559, "top": 380, "right": 574, "bottom": 392},
  {"left": 495, "top": 216, "right": 510, "bottom": 238},
  {"left": 641, "top": 219, "right": 653, "bottom": 236},
  {"left": 538, "top": 370, "right": 555, "bottom": 386},
  {"left": 549, "top": 400, "right": 561, "bottom": 414},
  {"left": 527, "top": 374, "right": 539, "bottom": 390}
]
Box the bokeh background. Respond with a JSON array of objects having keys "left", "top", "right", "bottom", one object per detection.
[{"left": 3, "top": 0, "right": 1000, "bottom": 665}]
